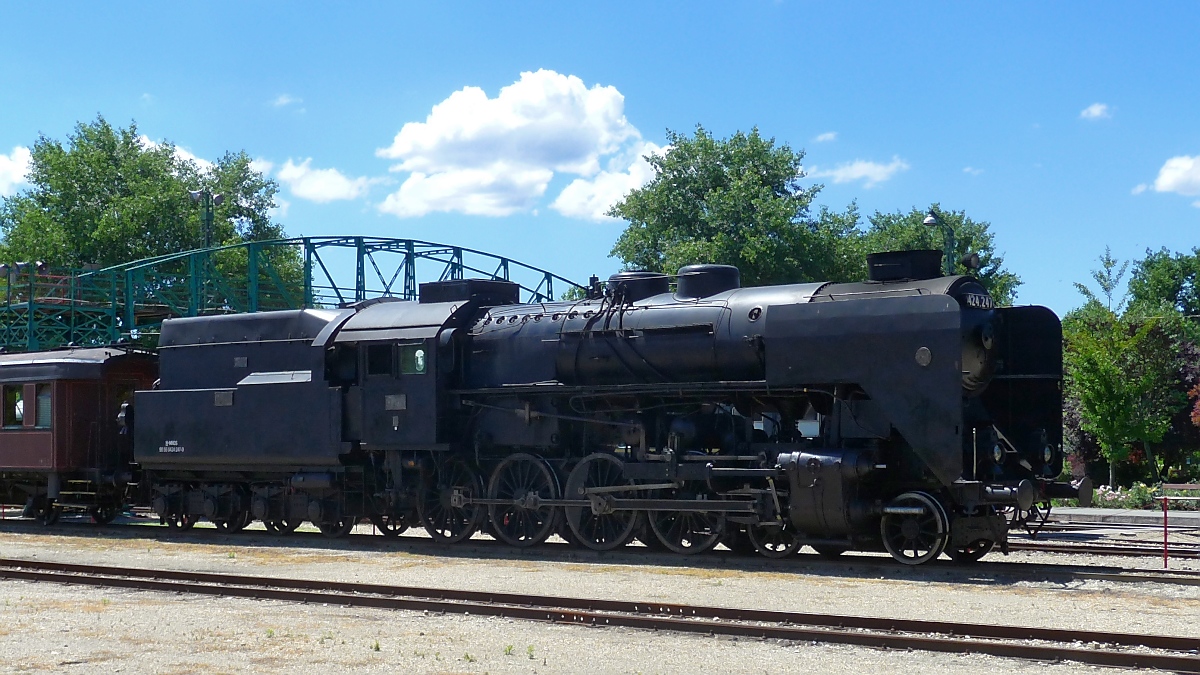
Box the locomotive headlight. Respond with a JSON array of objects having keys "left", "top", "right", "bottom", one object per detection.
[
  {"left": 992, "top": 444, "right": 1004, "bottom": 464},
  {"left": 1043, "top": 445, "right": 1054, "bottom": 463}
]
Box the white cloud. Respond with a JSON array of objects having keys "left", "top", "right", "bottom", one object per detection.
[
  {"left": 376, "top": 69, "right": 640, "bottom": 218},
  {"left": 0, "top": 146, "right": 31, "bottom": 197},
  {"left": 1193, "top": 200, "right": 1200, "bottom": 209},
  {"left": 814, "top": 132, "right": 837, "bottom": 143},
  {"left": 277, "top": 158, "right": 374, "bottom": 203},
  {"left": 1152, "top": 155, "right": 1200, "bottom": 196},
  {"left": 273, "top": 94, "right": 302, "bottom": 107},
  {"left": 1132, "top": 183, "right": 1148, "bottom": 195},
  {"left": 552, "top": 142, "right": 663, "bottom": 221},
  {"left": 809, "top": 156, "right": 909, "bottom": 188},
  {"left": 379, "top": 164, "right": 551, "bottom": 217},
  {"left": 140, "top": 93, "right": 154, "bottom": 103},
  {"left": 137, "top": 135, "right": 214, "bottom": 171},
  {"left": 1080, "top": 103, "right": 1111, "bottom": 120},
  {"left": 963, "top": 166, "right": 984, "bottom": 176},
  {"left": 250, "top": 158, "right": 275, "bottom": 175}
]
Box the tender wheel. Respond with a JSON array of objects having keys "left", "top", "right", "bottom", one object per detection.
[
  {"left": 264, "top": 519, "right": 301, "bottom": 535},
  {"left": 163, "top": 513, "right": 197, "bottom": 530},
  {"left": 563, "top": 453, "right": 638, "bottom": 551},
  {"left": 214, "top": 511, "right": 252, "bottom": 533},
  {"left": 747, "top": 522, "right": 802, "bottom": 559},
  {"left": 487, "top": 453, "right": 559, "bottom": 548},
  {"left": 89, "top": 504, "right": 119, "bottom": 525},
  {"left": 370, "top": 513, "right": 409, "bottom": 537},
  {"left": 880, "top": 491, "right": 950, "bottom": 565},
  {"left": 318, "top": 517, "right": 359, "bottom": 539},
  {"left": 949, "top": 538, "right": 995, "bottom": 563},
  {"left": 419, "top": 457, "right": 485, "bottom": 544},
  {"left": 647, "top": 505, "right": 725, "bottom": 555}
]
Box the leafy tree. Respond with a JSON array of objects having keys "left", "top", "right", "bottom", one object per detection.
[
  {"left": 609, "top": 125, "right": 836, "bottom": 287},
  {"left": 607, "top": 126, "right": 1021, "bottom": 304},
  {"left": 0, "top": 115, "right": 288, "bottom": 268},
  {"left": 1128, "top": 247, "right": 1200, "bottom": 318},
  {"left": 1064, "top": 250, "right": 1191, "bottom": 485},
  {"left": 864, "top": 205, "right": 1022, "bottom": 306}
]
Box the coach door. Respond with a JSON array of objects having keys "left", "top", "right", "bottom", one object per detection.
[{"left": 359, "top": 339, "right": 437, "bottom": 448}]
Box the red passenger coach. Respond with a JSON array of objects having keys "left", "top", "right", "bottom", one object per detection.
[{"left": 0, "top": 348, "right": 156, "bottom": 524}]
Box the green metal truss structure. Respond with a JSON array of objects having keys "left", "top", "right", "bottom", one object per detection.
[{"left": 0, "top": 236, "right": 583, "bottom": 352}]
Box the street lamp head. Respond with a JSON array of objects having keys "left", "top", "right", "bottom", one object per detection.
[
  {"left": 212, "top": 193, "right": 224, "bottom": 207},
  {"left": 188, "top": 190, "right": 202, "bottom": 202},
  {"left": 923, "top": 210, "right": 938, "bottom": 226}
]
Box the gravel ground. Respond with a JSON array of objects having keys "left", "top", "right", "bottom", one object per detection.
[{"left": 0, "top": 518, "right": 1197, "bottom": 674}]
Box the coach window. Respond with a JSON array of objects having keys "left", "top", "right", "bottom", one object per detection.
[
  {"left": 35, "top": 384, "right": 51, "bottom": 429},
  {"left": 366, "top": 343, "right": 394, "bottom": 377},
  {"left": 399, "top": 344, "right": 427, "bottom": 375},
  {"left": 3, "top": 385, "right": 23, "bottom": 428}
]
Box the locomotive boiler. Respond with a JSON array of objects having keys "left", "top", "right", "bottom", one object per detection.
[{"left": 130, "top": 249, "right": 1089, "bottom": 564}]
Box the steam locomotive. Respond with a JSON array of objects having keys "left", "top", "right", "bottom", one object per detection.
[{"left": 1, "top": 249, "right": 1090, "bottom": 564}]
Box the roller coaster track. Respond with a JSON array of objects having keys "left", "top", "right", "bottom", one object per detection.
[
  {"left": 0, "top": 236, "right": 584, "bottom": 351},
  {"left": 1, "top": 558, "right": 1197, "bottom": 671}
]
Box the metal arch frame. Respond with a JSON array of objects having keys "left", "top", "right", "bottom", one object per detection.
[{"left": 0, "top": 236, "right": 584, "bottom": 352}]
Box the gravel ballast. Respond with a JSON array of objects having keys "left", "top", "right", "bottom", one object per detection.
[{"left": 0, "top": 520, "right": 1197, "bottom": 673}]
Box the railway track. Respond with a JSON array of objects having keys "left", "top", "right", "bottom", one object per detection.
[
  {"left": 1, "top": 558, "right": 1197, "bottom": 672},
  {"left": 1009, "top": 539, "right": 1200, "bottom": 559},
  {"left": 4, "top": 516, "right": 1200, "bottom": 588}
]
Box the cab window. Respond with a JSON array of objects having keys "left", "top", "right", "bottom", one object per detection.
[
  {"left": 366, "top": 344, "right": 394, "bottom": 376},
  {"left": 399, "top": 344, "right": 427, "bottom": 375}
]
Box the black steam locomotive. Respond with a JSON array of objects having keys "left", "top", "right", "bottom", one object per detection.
[{"left": 118, "top": 248, "right": 1087, "bottom": 564}]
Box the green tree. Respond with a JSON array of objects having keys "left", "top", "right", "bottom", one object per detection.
[
  {"left": 607, "top": 126, "right": 1021, "bottom": 303},
  {"left": 0, "top": 115, "right": 287, "bottom": 268},
  {"left": 1064, "top": 250, "right": 1189, "bottom": 485},
  {"left": 864, "top": 205, "right": 1022, "bottom": 306},
  {"left": 1128, "top": 247, "right": 1200, "bottom": 315},
  {"left": 608, "top": 125, "right": 845, "bottom": 287}
]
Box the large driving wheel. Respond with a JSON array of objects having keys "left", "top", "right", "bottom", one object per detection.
[
  {"left": 747, "top": 522, "right": 802, "bottom": 559},
  {"left": 419, "top": 457, "right": 485, "bottom": 544},
  {"left": 647, "top": 505, "right": 725, "bottom": 555},
  {"left": 563, "top": 453, "right": 637, "bottom": 551},
  {"left": 487, "top": 453, "right": 559, "bottom": 548},
  {"left": 880, "top": 491, "right": 950, "bottom": 565}
]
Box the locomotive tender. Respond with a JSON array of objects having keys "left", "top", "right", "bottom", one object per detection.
[{"left": 125, "top": 248, "right": 1088, "bottom": 564}]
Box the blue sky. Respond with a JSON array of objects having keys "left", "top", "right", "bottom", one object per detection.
[{"left": 1, "top": 2, "right": 1198, "bottom": 315}]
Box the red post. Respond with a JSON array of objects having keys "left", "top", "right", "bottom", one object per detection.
[{"left": 1162, "top": 496, "right": 1169, "bottom": 569}]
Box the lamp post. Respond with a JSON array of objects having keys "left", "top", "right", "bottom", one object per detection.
[
  {"left": 923, "top": 209, "right": 956, "bottom": 276},
  {"left": 188, "top": 189, "right": 224, "bottom": 249}
]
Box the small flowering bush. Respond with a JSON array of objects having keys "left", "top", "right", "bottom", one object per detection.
[{"left": 1084, "top": 482, "right": 1200, "bottom": 510}]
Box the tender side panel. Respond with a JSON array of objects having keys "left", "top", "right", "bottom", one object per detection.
[{"left": 134, "top": 380, "right": 342, "bottom": 468}]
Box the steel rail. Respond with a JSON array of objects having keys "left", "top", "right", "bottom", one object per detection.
[
  {"left": 0, "top": 559, "right": 1197, "bottom": 671},
  {"left": 1010, "top": 540, "right": 1200, "bottom": 559}
]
